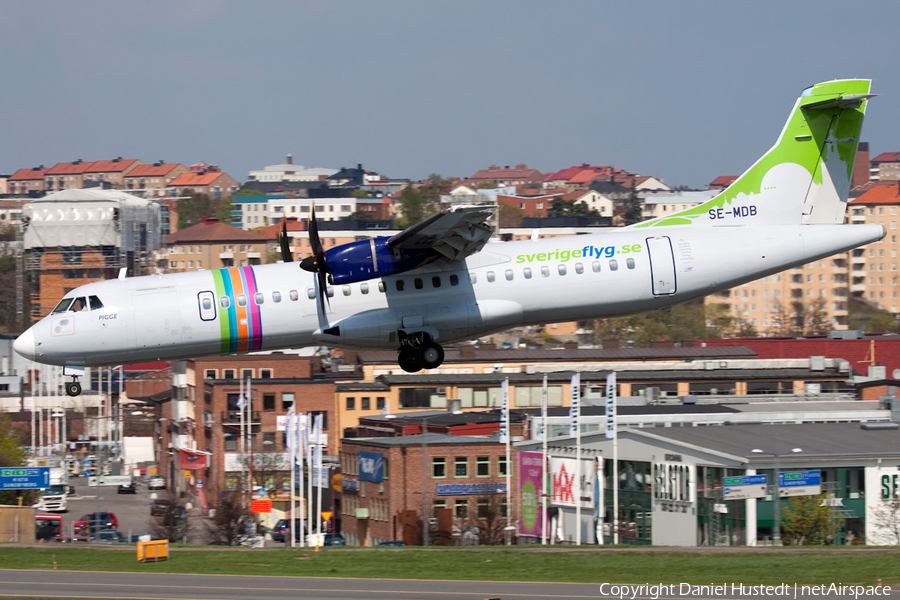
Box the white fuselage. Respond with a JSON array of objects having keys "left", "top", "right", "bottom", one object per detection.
[{"left": 17, "top": 223, "right": 884, "bottom": 367}]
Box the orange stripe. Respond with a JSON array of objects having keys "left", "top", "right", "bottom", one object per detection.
[{"left": 228, "top": 269, "right": 250, "bottom": 353}]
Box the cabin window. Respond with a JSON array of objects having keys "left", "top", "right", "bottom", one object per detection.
[
  {"left": 626, "top": 258, "right": 635, "bottom": 269},
  {"left": 361, "top": 283, "right": 369, "bottom": 294},
  {"left": 198, "top": 291, "right": 216, "bottom": 321},
  {"left": 505, "top": 269, "right": 514, "bottom": 281},
  {"left": 89, "top": 296, "right": 104, "bottom": 310},
  {"left": 609, "top": 259, "right": 618, "bottom": 271},
  {"left": 326, "top": 286, "right": 334, "bottom": 298},
  {"left": 307, "top": 288, "right": 316, "bottom": 300},
  {"left": 395, "top": 280, "right": 404, "bottom": 291},
  {"left": 541, "top": 266, "right": 550, "bottom": 278},
  {"left": 254, "top": 293, "right": 264, "bottom": 305},
  {"left": 378, "top": 281, "right": 385, "bottom": 293},
  {"left": 290, "top": 290, "right": 299, "bottom": 301},
  {"left": 592, "top": 261, "right": 601, "bottom": 273},
  {"left": 414, "top": 278, "right": 424, "bottom": 290},
  {"left": 237, "top": 294, "right": 247, "bottom": 306},
  {"left": 470, "top": 273, "right": 477, "bottom": 284},
  {"left": 523, "top": 268, "right": 532, "bottom": 279},
  {"left": 486, "top": 271, "right": 496, "bottom": 283},
  {"left": 343, "top": 285, "right": 351, "bottom": 296},
  {"left": 432, "top": 276, "right": 441, "bottom": 288},
  {"left": 272, "top": 291, "right": 282, "bottom": 303},
  {"left": 220, "top": 296, "right": 231, "bottom": 308},
  {"left": 558, "top": 264, "right": 567, "bottom": 276},
  {"left": 575, "top": 263, "right": 584, "bottom": 274},
  {"left": 450, "top": 274, "right": 459, "bottom": 286}
]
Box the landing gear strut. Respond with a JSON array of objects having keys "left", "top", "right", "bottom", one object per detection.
[{"left": 397, "top": 332, "right": 445, "bottom": 373}]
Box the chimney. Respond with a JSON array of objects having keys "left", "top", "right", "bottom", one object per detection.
[
  {"left": 852, "top": 142, "right": 870, "bottom": 189},
  {"left": 357, "top": 163, "right": 363, "bottom": 171},
  {"left": 286, "top": 154, "right": 293, "bottom": 165},
  {"left": 460, "top": 345, "right": 476, "bottom": 359}
]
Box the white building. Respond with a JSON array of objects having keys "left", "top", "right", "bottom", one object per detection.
[{"left": 247, "top": 155, "right": 337, "bottom": 184}]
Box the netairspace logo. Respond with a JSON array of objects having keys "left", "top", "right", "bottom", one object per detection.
[{"left": 598, "top": 584, "right": 892, "bottom": 599}]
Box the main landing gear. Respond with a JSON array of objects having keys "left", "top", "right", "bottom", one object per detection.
[{"left": 397, "top": 331, "right": 445, "bottom": 373}]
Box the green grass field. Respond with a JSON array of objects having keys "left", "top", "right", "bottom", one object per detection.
[{"left": 1, "top": 546, "right": 899, "bottom": 585}]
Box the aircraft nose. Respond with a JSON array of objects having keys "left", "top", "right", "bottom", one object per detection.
[{"left": 14, "top": 327, "right": 35, "bottom": 360}]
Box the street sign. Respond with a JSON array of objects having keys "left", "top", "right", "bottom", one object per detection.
[
  {"left": 87, "top": 475, "right": 133, "bottom": 487},
  {"left": 778, "top": 470, "right": 821, "bottom": 497},
  {"left": 722, "top": 474, "right": 768, "bottom": 500},
  {"left": 0, "top": 467, "right": 50, "bottom": 490}
]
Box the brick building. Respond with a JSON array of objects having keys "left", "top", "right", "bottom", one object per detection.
[
  {"left": 167, "top": 167, "right": 240, "bottom": 200},
  {"left": 162, "top": 217, "right": 270, "bottom": 272},
  {"left": 848, "top": 183, "right": 900, "bottom": 313},
  {"left": 124, "top": 162, "right": 190, "bottom": 196},
  {"left": 8, "top": 166, "right": 48, "bottom": 196},
  {"left": 340, "top": 433, "right": 516, "bottom": 546}
]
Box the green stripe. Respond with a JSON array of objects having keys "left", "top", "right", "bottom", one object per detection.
[{"left": 211, "top": 270, "right": 231, "bottom": 354}]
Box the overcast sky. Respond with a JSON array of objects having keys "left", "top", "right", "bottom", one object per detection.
[{"left": 4, "top": 1, "right": 900, "bottom": 189}]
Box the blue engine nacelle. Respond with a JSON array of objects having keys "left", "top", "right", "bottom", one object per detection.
[{"left": 324, "top": 237, "right": 437, "bottom": 284}]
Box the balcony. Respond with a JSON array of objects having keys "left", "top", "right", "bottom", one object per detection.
[
  {"left": 851, "top": 283, "right": 866, "bottom": 293},
  {"left": 220, "top": 410, "right": 261, "bottom": 425}
]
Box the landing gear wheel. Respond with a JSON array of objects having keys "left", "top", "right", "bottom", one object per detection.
[
  {"left": 398, "top": 348, "right": 423, "bottom": 373},
  {"left": 417, "top": 341, "right": 445, "bottom": 369},
  {"left": 65, "top": 381, "right": 82, "bottom": 397}
]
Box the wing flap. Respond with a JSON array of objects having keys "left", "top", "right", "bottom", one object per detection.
[{"left": 388, "top": 205, "right": 496, "bottom": 262}]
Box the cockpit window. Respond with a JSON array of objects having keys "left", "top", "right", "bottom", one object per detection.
[
  {"left": 52, "top": 298, "right": 74, "bottom": 314},
  {"left": 71, "top": 297, "right": 88, "bottom": 312},
  {"left": 89, "top": 296, "right": 104, "bottom": 310}
]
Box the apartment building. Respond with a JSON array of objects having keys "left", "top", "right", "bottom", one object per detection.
[
  {"left": 162, "top": 217, "right": 269, "bottom": 272},
  {"left": 8, "top": 166, "right": 48, "bottom": 195},
  {"left": 167, "top": 167, "right": 239, "bottom": 200},
  {"left": 848, "top": 183, "right": 900, "bottom": 314},
  {"left": 124, "top": 162, "right": 190, "bottom": 196}
]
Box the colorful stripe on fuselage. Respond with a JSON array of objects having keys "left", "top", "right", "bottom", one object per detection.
[{"left": 211, "top": 266, "right": 263, "bottom": 354}]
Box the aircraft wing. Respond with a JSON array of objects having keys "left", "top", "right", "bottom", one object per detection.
[{"left": 387, "top": 204, "right": 497, "bottom": 262}]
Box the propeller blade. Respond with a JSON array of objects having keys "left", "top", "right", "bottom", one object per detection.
[
  {"left": 278, "top": 219, "right": 293, "bottom": 262},
  {"left": 317, "top": 267, "right": 329, "bottom": 315},
  {"left": 304, "top": 204, "right": 330, "bottom": 316},
  {"left": 308, "top": 204, "right": 323, "bottom": 257}
]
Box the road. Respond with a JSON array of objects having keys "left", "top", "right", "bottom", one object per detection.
[
  {"left": 0, "top": 570, "right": 894, "bottom": 600},
  {"left": 64, "top": 478, "right": 160, "bottom": 540},
  {"left": 0, "top": 570, "right": 598, "bottom": 599}
]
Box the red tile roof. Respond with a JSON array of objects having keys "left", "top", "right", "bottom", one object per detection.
[
  {"left": 543, "top": 164, "right": 592, "bottom": 182},
  {"left": 165, "top": 217, "right": 269, "bottom": 243},
  {"left": 709, "top": 175, "right": 738, "bottom": 188},
  {"left": 257, "top": 217, "right": 307, "bottom": 240},
  {"left": 168, "top": 172, "right": 229, "bottom": 187},
  {"left": 46, "top": 160, "right": 95, "bottom": 175},
  {"left": 9, "top": 167, "right": 49, "bottom": 181},
  {"left": 871, "top": 152, "right": 900, "bottom": 164},
  {"left": 850, "top": 182, "right": 900, "bottom": 205},
  {"left": 468, "top": 164, "right": 544, "bottom": 181},
  {"left": 85, "top": 159, "right": 139, "bottom": 173},
  {"left": 127, "top": 163, "right": 182, "bottom": 177}
]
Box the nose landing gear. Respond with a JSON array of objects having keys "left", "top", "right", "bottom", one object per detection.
[
  {"left": 65, "top": 377, "right": 81, "bottom": 397},
  {"left": 396, "top": 331, "right": 445, "bottom": 373}
]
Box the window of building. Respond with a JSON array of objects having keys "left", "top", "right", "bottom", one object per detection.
[
  {"left": 204, "top": 369, "right": 217, "bottom": 380},
  {"left": 476, "top": 456, "right": 490, "bottom": 477},
  {"left": 454, "top": 457, "right": 468, "bottom": 478},
  {"left": 376, "top": 397, "right": 385, "bottom": 410},
  {"left": 223, "top": 369, "right": 235, "bottom": 379},
  {"left": 454, "top": 498, "right": 468, "bottom": 519},
  {"left": 361, "top": 397, "right": 370, "bottom": 410},
  {"left": 224, "top": 433, "right": 237, "bottom": 451},
  {"left": 282, "top": 392, "right": 295, "bottom": 410},
  {"left": 346, "top": 397, "right": 355, "bottom": 410},
  {"left": 241, "top": 369, "right": 253, "bottom": 380},
  {"left": 457, "top": 386, "right": 501, "bottom": 408},
  {"left": 309, "top": 411, "right": 327, "bottom": 431},
  {"left": 263, "top": 394, "right": 275, "bottom": 410},
  {"left": 399, "top": 387, "right": 446, "bottom": 409},
  {"left": 432, "top": 457, "right": 447, "bottom": 478},
  {"left": 515, "top": 385, "right": 563, "bottom": 407},
  {"left": 498, "top": 455, "right": 508, "bottom": 477},
  {"left": 259, "top": 369, "right": 272, "bottom": 379},
  {"left": 263, "top": 431, "right": 276, "bottom": 449}
]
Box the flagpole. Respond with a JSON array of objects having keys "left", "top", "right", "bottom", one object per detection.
[
  {"left": 288, "top": 410, "right": 296, "bottom": 548},
  {"left": 248, "top": 377, "right": 254, "bottom": 498},
  {"left": 575, "top": 374, "right": 582, "bottom": 546},
  {"left": 299, "top": 414, "right": 305, "bottom": 547},
  {"left": 606, "top": 372, "right": 618, "bottom": 545},
  {"left": 541, "top": 374, "right": 548, "bottom": 546},
  {"left": 503, "top": 378, "right": 511, "bottom": 546}
]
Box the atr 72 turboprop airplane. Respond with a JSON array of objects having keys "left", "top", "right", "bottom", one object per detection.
[{"left": 14, "top": 79, "right": 886, "bottom": 396}]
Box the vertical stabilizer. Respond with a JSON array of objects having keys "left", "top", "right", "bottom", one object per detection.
[{"left": 635, "top": 79, "right": 873, "bottom": 229}]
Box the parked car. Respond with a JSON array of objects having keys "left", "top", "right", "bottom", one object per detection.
[
  {"left": 377, "top": 540, "right": 405, "bottom": 547},
  {"left": 270, "top": 519, "right": 308, "bottom": 543},
  {"left": 147, "top": 476, "right": 166, "bottom": 490},
  {"left": 323, "top": 533, "right": 346, "bottom": 546},
  {"left": 117, "top": 482, "right": 136, "bottom": 494},
  {"left": 73, "top": 512, "right": 118, "bottom": 534},
  {"left": 150, "top": 499, "right": 171, "bottom": 517},
  {"left": 92, "top": 529, "right": 127, "bottom": 544}
]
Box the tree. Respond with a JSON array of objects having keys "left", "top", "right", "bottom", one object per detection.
[
  {"left": 350, "top": 189, "right": 369, "bottom": 199},
  {"left": 865, "top": 311, "right": 899, "bottom": 333},
  {"left": 594, "top": 299, "right": 710, "bottom": 346},
  {"left": 497, "top": 200, "right": 524, "bottom": 228},
  {"left": 621, "top": 184, "right": 643, "bottom": 226},
  {"left": 177, "top": 192, "right": 212, "bottom": 229},
  {"left": 0, "top": 413, "right": 27, "bottom": 505},
  {"left": 546, "top": 198, "right": 599, "bottom": 218},
  {"left": 215, "top": 196, "right": 233, "bottom": 224},
  {"left": 235, "top": 189, "right": 263, "bottom": 196},
  {"left": 458, "top": 495, "right": 508, "bottom": 545},
  {"left": 207, "top": 492, "right": 254, "bottom": 546},
  {"left": 418, "top": 174, "right": 454, "bottom": 205},
  {"left": 781, "top": 493, "right": 841, "bottom": 545},
  {"left": 395, "top": 186, "right": 435, "bottom": 228},
  {"left": 149, "top": 490, "right": 192, "bottom": 543},
  {"left": 869, "top": 495, "right": 900, "bottom": 545}
]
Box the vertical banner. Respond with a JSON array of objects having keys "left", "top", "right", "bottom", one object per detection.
[
  {"left": 605, "top": 372, "right": 616, "bottom": 439},
  {"left": 519, "top": 451, "right": 544, "bottom": 536},
  {"left": 537, "top": 375, "right": 547, "bottom": 442},
  {"left": 569, "top": 373, "right": 580, "bottom": 438},
  {"left": 499, "top": 379, "right": 509, "bottom": 444}
]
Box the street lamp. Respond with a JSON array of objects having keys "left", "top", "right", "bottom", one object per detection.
[{"left": 751, "top": 447, "right": 802, "bottom": 545}]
